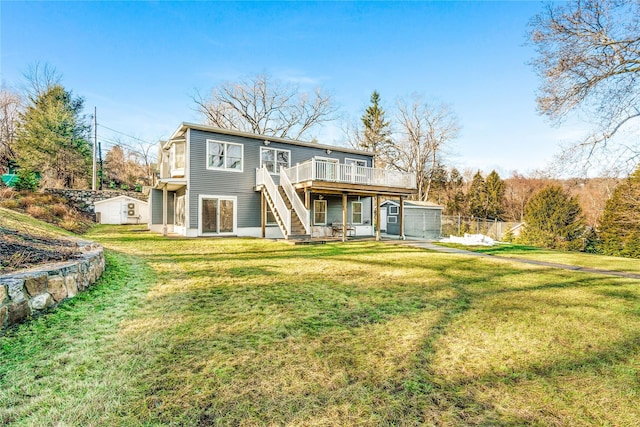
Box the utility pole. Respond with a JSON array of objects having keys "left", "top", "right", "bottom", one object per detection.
[
  {"left": 98, "top": 141, "right": 104, "bottom": 190},
  {"left": 92, "top": 106, "right": 97, "bottom": 190}
]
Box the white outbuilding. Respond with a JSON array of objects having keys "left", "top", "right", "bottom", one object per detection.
[{"left": 93, "top": 195, "right": 149, "bottom": 225}]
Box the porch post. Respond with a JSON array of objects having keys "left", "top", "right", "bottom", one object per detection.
[
  {"left": 162, "top": 184, "right": 168, "bottom": 236},
  {"left": 305, "top": 189, "right": 310, "bottom": 209},
  {"left": 399, "top": 196, "right": 405, "bottom": 240},
  {"left": 261, "top": 191, "right": 266, "bottom": 238},
  {"left": 375, "top": 194, "right": 381, "bottom": 241},
  {"left": 342, "top": 193, "right": 348, "bottom": 242}
]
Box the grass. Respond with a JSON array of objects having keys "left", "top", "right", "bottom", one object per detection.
[
  {"left": 2, "top": 224, "right": 640, "bottom": 425},
  {"left": 436, "top": 242, "right": 640, "bottom": 275}
]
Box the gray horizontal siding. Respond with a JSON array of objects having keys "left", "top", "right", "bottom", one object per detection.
[
  {"left": 313, "top": 195, "right": 372, "bottom": 225},
  {"left": 150, "top": 189, "right": 174, "bottom": 225},
  {"left": 187, "top": 128, "right": 373, "bottom": 231}
]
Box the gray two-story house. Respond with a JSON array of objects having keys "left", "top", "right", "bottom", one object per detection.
[{"left": 148, "top": 123, "right": 416, "bottom": 240}]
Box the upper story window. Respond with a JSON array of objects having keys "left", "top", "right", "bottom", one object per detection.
[
  {"left": 345, "top": 158, "right": 368, "bottom": 167},
  {"left": 171, "top": 142, "right": 185, "bottom": 175},
  {"left": 207, "top": 140, "right": 243, "bottom": 172},
  {"left": 261, "top": 147, "right": 290, "bottom": 174}
]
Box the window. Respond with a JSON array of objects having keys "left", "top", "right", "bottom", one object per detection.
[
  {"left": 261, "top": 147, "right": 290, "bottom": 174},
  {"left": 387, "top": 216, "right": 397, "bottom": 223},
  {"left": 314, "top": 200, "right": 327, "bottom": 225},
  {"left": 266, "top": 204, "right": 277, "bottom": 225},
  {"left": 175, "top": 196, "right": 185, "bottom": 227},
  {"left": 207, "top": 140, "right": 243, "bottom": 171},
  {"left": 388, "top": 205, "right": 399, "bottom": 215},
  {"left": 172, "top": 142, "right": 185, "bottom": 172},
  {"left": 200, "top": 196, "right": 236, "bottom": 234},
  {"left": 345, "top": 158, "right": 367, "bottom": 167},
  {"left": 352, "top": 201, "right": 363, "bottom": 224}
]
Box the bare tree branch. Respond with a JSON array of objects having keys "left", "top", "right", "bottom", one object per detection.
[
  {"left": 530, "top": 0, "right": 640, "bottom": 174},
  {"left": 193, "top": 73, "right": 338, "bottom": 141},
  {"left": 392, "top": 96, "right": 460, "bottom": 201}
]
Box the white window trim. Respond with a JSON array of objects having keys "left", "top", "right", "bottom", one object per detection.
[
  {"left": 260, "top": 147, "right": 291, "bottom": 175},
  {"left": 388, "top": 205, "right": 399, "bottom": 215},
  {"left": 206, "top": 139, "right": 244, "bottom": 173},
  {"left": 314, "top": 156, "right": 339, "bottom": 163},
  {"left": 345, "top": 157, "right": 368, "bottom": 167},
  {"left": 351, "top": 201, "right": 363, "bottom": 225},
  {"left": 198, "top": 194, "right": 238, "bottom": 236},
  {"left": 314, "top": 199, "right": 327, "bottom": 225}
]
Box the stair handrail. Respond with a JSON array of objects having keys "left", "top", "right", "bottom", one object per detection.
[
  {"left": 256, "top": 167, "right": 291, "bottom": 235},
  {"left": 280, "top": 169, "right": 310, "bottom": 234}
]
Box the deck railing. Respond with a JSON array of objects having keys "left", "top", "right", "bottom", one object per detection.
[{"left": 285, "top": 159, "right": 416, "bottom": 189}]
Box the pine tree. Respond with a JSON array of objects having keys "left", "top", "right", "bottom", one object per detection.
[
  {"left": 467, "top": 171, "right": 487, "bottom": 218},
  {"left": 485, "top": 170, "right": 506, "bottom": 220},
  {"left": 444, "top": 168, "right": 466, "bottom": 215},
  {"left": 598, "top": 165, "right": 640, "bottom": 258},
  {"left": 518, "top": 185, "right": 585, "bottom": 250},
  {"left": 360, "top": 91, "right": 392, "bottom": 168},
  {"left": 15, "top": 84, "right": 91, "bottom": 188}
]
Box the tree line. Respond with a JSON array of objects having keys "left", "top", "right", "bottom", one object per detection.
[{"left": 0, "top": 65, "right": 155, "bottom": 191}]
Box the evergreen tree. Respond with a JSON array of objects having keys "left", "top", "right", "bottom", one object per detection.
[
  {"left": 467, "top": 171, "right": 487, "bottom": 218},
  {"left": 518, "top": 185, "right": 585, "bottom": 250},
  {"left": 444, "top": 168, "right": 466, "bottom": 215},
  {"left": 15, "top": 84, "right": 91, "bottom": 188},
  {"left": 360, "top": 91, "right": 392, "bottom": 168},
  {"left": 485, "top": 170, "right": 506, "bottom": 220},
  {"left": 598, "top": 165, "right": 640, "bottom": 258}
]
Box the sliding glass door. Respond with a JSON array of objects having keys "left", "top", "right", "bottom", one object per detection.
[{"left": 200, "top": 196, "right": 236, "bottom": 235}]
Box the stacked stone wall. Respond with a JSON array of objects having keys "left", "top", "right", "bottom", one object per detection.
[
  {"left": 0, "top": 246, "right": 105, "bottom": 333},
  {"left": 44, "top": 189, "right": 148, "bottom": 214}
]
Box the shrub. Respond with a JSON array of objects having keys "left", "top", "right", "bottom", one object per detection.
[
  {"left": 18, "top": 196, "right": 37, "bottom": 208},
  {"left": 598, "top": 165, "right": 640, "bottom": 258},
  {"left": 50, "top": 203, "right": 70, "bottom": 218},
  {"left": 26, "top": 205, "right": 51, "bottom": 221},
  {"left": 14, "top": 170, "right": 39, "bottom": 192},
  {"left": 518, "top": 185, "right": 585, "bottom": 250}
]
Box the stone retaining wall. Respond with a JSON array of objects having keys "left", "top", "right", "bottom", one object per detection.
[
  {"left": 45, "top": 189, "right": 148, "bottom": 214},
  {"left": 0, "top": 245, "right": 105, "bottom": 333}
]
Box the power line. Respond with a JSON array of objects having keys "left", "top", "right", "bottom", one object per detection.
[{"left": 97, "top": 123, "right": 157, "bottom": 145}]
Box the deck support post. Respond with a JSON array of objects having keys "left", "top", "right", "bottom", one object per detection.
[
  {"left": 342, "top": 193, "right": 348, "bottom": 242},
  {"left": 375, "top": 194, "right": 381, "bottom": 241},
  {"left": 162, "top": 184, "right": 168, "bottom": 236},
  {"left": 399, "top": 195, "right": 405, "bottom": 240},
  {"left": 261, "top": 190, "right": 266, "bottom": 238}
]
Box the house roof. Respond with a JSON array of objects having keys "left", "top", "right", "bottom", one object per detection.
[
  {"left": 93, "top": 195, "right": 149, "bottom": 206},
  {"left": 166, "top": 122, "right": 374, "bottom": 158}
]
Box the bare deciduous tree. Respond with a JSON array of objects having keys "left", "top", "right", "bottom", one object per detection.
[
  {"left": 391, "top": 97, "right": 460, "bottom": 201},
  {"left": 0, "top": 87, "right": 21, "bottom": 173},
  {"left": 194, "top": 73, "right": 338, "bottom": 141},
  {"left": 530, "top": 0, "right": 640, "bottom": 174}
]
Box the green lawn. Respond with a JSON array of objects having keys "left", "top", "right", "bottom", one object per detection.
[
  {"left": 2, "top": 225, "right": 640, "bottom": 426},
  {"left": 436, "top": 242, "right": 640, "bottom": 275}
]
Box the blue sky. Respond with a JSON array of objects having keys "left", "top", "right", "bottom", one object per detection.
[{"left": 1, "top": 1, "right": 583, "bottom": 175}]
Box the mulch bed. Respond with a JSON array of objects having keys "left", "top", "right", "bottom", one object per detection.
[{"left": 0, "top": 228, "right": 81, "bottom": 273}]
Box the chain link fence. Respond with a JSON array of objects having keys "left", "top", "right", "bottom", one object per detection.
[{"left": 441, "top": 215, "right": 521, "bottom": 241}]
